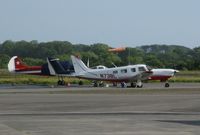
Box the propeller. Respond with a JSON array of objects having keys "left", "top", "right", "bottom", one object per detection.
[{"left": 172, "top": 70, "right": 179, "bottom": 82}]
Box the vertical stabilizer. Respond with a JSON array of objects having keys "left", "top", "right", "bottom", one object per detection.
[
  {"left": 47, "top": 57, "right": 70, "bottom": 75},
  {"left": 71, "top": 55, "right": 89, "bottom": 74},
  {"left": 47, "top": 57, "right": 56, "bottom": 75},
  {"left": 8, "top": 56, "right": 28, "bottom": 72}
]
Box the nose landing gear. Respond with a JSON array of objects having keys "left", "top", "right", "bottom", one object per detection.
[{"left": 165, "top": 82, "right": 170, "bottom": 87}]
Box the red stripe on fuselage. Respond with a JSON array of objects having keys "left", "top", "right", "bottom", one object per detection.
[
  {"left": 149, "top": 76, "right": 171, "bottom": 81},
  {"left": 15, "top": 66, "right": 42, "bottom": 75},
  {"left": 16, "top": 66, "right": 42, "bottom": 71}
]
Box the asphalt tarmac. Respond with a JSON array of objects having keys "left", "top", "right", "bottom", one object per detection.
[
  {"left": 0, "top": 83, "right": 200, "bottom": 135},
  {"left": 0, "top": 82, "right": 200, "bottom": 92}
]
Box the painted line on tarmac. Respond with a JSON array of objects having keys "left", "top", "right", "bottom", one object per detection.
[{"left": 0, "top": 111, "right": 200, "bottom": 116}]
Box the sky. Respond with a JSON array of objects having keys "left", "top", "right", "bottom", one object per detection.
[{"left": 0, "top": 0, "right": 200, "bottom": 48}]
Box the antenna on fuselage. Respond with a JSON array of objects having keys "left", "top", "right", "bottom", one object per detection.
[
  {"left": 111, "top": 62, "right": 117, "bottom": 67},
  {"left": 128, "top": 47, "right": 130, "bottom": 65}
]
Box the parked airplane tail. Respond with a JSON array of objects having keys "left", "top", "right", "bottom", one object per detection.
[
  {"left": 71, "top": 55, "right": 89, "bottom": 74},
  {"left": 8, "top": 56, "right": 28, "bottom": 73},
  {"left": 8, "top": 56, "right": 41, "bottom": 74},
  {"left": 47, "top": 57, "right": 72, "bottom": 75}
]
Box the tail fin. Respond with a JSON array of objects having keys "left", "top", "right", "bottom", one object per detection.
[
  {"left": 71, "top": 55, "right": 89, "bottom": 74},
  {"left": 8, "top": 56, "right": 28, "bottom": 73},
  {"left": 47, "top": 57, "right": 56, "bottom": 75},
  {"left": 47, "top": 57, "right": 68, "bottom": 75}
]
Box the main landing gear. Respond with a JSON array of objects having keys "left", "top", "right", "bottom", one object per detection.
[
  {"left": 78, "top": 80, "right": 83, "bottom": 85},
  {"left": 57, "top": 76, "right": 65, "bottom": 86},
  {"left": 161, "top": 79, "right": 170, "bottom": 88},
  {"left": 130, "top": 80, "right": 143, "bottom": 88},
  {"left": 121, "top": 82, "right": 127, "bottom": 88},
  {"left": 93, "top": 81, "right": 105, "bottom": 87},
  {"left": 120, "top": 80, "right": 143, "bottom": 88}
]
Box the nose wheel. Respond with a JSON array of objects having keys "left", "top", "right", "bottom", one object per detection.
[{"left": 165, "top": 82, "right": 170, "bottom": 87}]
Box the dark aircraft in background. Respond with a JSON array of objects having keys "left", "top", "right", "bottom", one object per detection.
[{"left": 8, "top": 56, "right": 74, "bottom": 85}]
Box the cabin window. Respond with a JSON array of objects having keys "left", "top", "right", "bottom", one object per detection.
[
  {"left": 138, "top": 67, "right": 146, "bottom": 72},
  {"left": 121, "top": 69, "right": 127, "bottom": 73},
  {"left": 98, "top": 67, "right": 104, "bottom": 69},
  {"left": 113, "top": 70, "right": 118, "bottom": 74},
  {"left": 131, "top": 68, "right": 136, "bottom": 72}
]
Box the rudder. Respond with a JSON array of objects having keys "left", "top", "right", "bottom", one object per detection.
[
  {"left": 8, "top": 56, "right": 28, "bottom": 73},
  {"left": 71, "top": 55, "right": 89, "bottom": 74}
]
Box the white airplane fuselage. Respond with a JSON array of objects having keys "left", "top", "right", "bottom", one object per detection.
[
  {"left": 87, "top": 65, "right": 179, "bottom": 82},
  {"left": 76, "top": 65, "right": 152, "bottom": 82},
  {"left": 149, "top": 69, "right": 179, "bottom": 81},
  {"left": 71, "top": 55, "right": 152, "bottom": 83}
]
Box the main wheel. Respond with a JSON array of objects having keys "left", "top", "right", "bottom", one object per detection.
[
  {"left": 57, "top": 80, "right": 62, "bottom": 85},
  {"left": 113, "top": 82, "right": 117, "bottom": 87},
  {"left": 99, "top": 81, "right": 105, "bottom": 87},
  {"left": 79, "top": 81, "right": 83, "bottom": 85},
  {"left": 121, "top": 82, "right": 126, "bottom": 88},
  {"left": 131, "top": 82, "right": 137, "bottom": 88},
  {"left": 137, "top": 84, "right": 143, "bottom": 88},
  {"left": 61, "top": 80, "right": 65, "bottom": 85},
  {"left": 93, "top": 81, "right": 99, "bottom": 87}
]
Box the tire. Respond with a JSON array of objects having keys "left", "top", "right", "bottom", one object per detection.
[
  {"left": 131, "top": 82, "right": 136, "bottom": 88},
  {"left": 79, "top": 81, "right": 83, "bottom": 85},
  {"left": 137, "top": 84, "right": 143, "bottom": 88},
  {"left": 57, "top": 80, "right": 62, "bottom": 85},
  {"left": 61, "top": 80, "right": 65, "bottom": 85},
  {"left": 93, "top": 82, "right": 98, "bottom": 87},
  {"left": 165, "top": 83, "right": 170, "bottom": 87},
  {"left": 99, "top": 82, "right": 105, "bottom": 87},
  {"left": 121, "top": 82, "right": 127, "bottom": 88},
  {"left": 113, "top": 83, "right": 117, "bottom": 87}
]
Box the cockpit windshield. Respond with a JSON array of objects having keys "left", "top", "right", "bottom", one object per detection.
[
  {"left": 138, "top": 66, "right": 146, "bottom": 72},
  {"left": 146, "top": 65, "right": 152, "bottom": 71}
]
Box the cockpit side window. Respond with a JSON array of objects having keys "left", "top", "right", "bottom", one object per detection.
[
  {"left": 121, "top": 69, "right": 127, "bottom": 73},
  {"left": 138, "top": 67, "right": 146, "bottom": 72},
  {"left": 113, "top": 70, "right": 118, "bottom": 74}
]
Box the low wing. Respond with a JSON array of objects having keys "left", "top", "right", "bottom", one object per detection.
[{"left": 130, "top": 71, "right": 153, "bottom": 81}]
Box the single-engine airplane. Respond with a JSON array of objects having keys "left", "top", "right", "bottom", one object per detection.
[
  {"left": 90, "top": 64, "right": 179, "bottom": 87},
  {"left": 71, "top": 55, "right": 179, "bottom": 87},
  {"left": 71, "top": 55, "right": 153, "bottom": 88}
]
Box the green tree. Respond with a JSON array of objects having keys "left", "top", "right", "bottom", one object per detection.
[{"left": 0, "top": 54, "right": 10, "bottom": 68}]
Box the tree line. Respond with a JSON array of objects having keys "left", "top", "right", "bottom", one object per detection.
[{"left": 0, "top": 40, "right": 200, "bottom": 70}]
